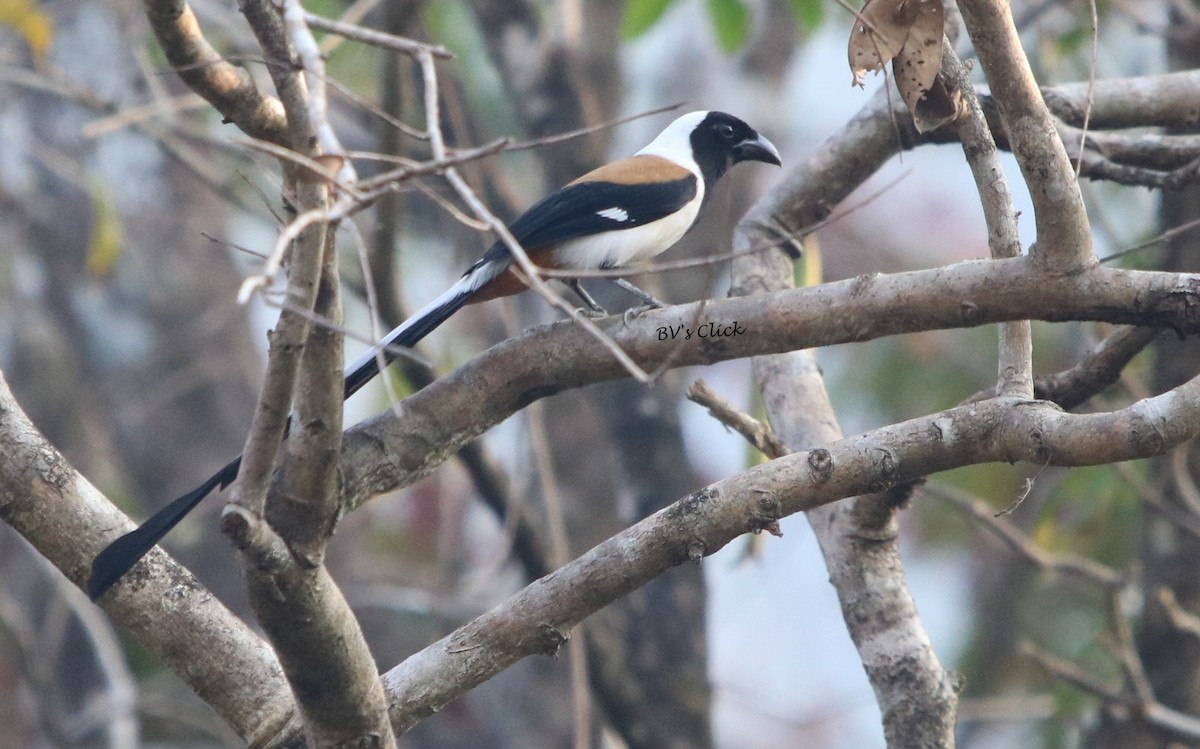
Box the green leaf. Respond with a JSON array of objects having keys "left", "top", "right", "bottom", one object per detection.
[
  {"left": 621, "top": 0, "right": 678, "bottom": 39},
  {"left": 707, "top": 0, "right": 749, "bottom": 53},
  {"left": 787, "top": 0, "right": 825, "bottom": 34},
  {"left": 1055, "top": 25, "right": 1089, "bottom": 56}
]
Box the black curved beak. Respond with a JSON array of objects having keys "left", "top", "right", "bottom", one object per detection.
[{"left": 734, "top": 134, "right": 781, "bottom": 166}]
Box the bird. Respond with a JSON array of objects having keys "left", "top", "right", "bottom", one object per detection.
[{"left": 87, "top": 110, "right": 781, "bottom": 600}]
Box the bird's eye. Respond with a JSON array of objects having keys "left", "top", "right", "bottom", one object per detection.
[{"left": 718, "top": 124, "right": 735, "bottom": 139}]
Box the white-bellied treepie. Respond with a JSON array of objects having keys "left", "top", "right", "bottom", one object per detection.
[{"left": 88, "top": 110, "right": 780, "bottom": 600}]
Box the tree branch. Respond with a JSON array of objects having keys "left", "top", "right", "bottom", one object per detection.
[
  {"left": 209, "top": 0, "right": 394, "bottom": 744},
  {"left": 337, "top": 259, "right": 1200, "bottom": 511},
  {"left": 1024, "top": 642, "right": 1200, "bottom": 742},
  {"left": 727, "top": 76, "right": 959, "bottom": 746},
  {"left": 363, "top": 374, "right": 1200, "bottom": 735},
  {"left": 942, "top": 40, "right": 1032, "bottom": 398},
  {"left": 1033, "top": 326, "right": 1160, "bottom": 410},
  {"left": 957, "top": 0, "right": 1094, "bottom": 272},
  {"left": 0, "top": 371, "right": 294, "bottom": 747},
  {"left": 911, "top": 72, "right": 1200, "bottom": 187},
  {"left": 141, "top": 0, "right": 288, "bottom": 146},
  {"left": 1045, "top": 69, "right": 1200, "bottom": 130}
]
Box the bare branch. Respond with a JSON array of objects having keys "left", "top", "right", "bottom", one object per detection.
[
  {"left": 142, "top": 0, "right": 288, "bottom": 145},
  {"left": 350, "top": 377, "right": 1200, "bottom": 737},
  {"left": 1155, "top": 587, "right": 1200, "bottom": 643},
  {"left": 1105, "top": 155, "right": 1200, "bottom": 191},
  {"left": 338, "top": 258, "right": 1200, "bottom": 512},
  {"left": 1023, "top": 642, "right": 1122, "bottom": 699},
  {"left": 0, "top": 371, "right": 293, "bottom": 746},
  {"left": 686, "top": 379, "right": 789, "bottom": 460},
  {"left": 222, "top": 1, "right": 394, "bottom": 745},
  {"left": 280, "top": 0, "right": 356, "bottom": 185},
  {"left": 1024, "top": 641, "right": 1200, "bottom": 741},
  {"left": 1107, "top": 592, "right": 1155, "bottom": 704},
  {"left": 960, "top": 326, "right": 1160, "bottom": 410},
  {"left": 941, "top": 40, "right": 1031, "bottom": 398},
  {"left": 503, "top": 101, "right": 685, "bottom": 152},
  {"left": 730, "top": 142, "right": 958, "bottom": 745},
  {"left": 1067, "top": 131, "right": 1200, "bottom": 178},
  {"left": 958, "top": 0, "right": 1094, "bottom": 272},
  {"left": 1045, "top": 69, "right": 1200, "bottom": 130},
  {"left": 1073, "top": 0, "right": 1101, "bottom": 178},
  {"left": 1032, "top": 327, "right": 1159, "bottom": 410},
  {"left": 303, "top": 11, "right": 453, "bottom": 58}
]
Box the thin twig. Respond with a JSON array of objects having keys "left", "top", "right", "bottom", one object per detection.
[
  {"left": 1107, "top": 591, "right": 1156, "bottom": 704},
  {"left": 941, "top": 40, "right": 1031, "bottom": 398},
  {"left": 304, "top": 11, "right": 453, "bottom": 58},
  {"left": 317, "top": 0, "right": 384, "bottom": 54},
  {"left": 1156, "top": 588, "right": 1200, "bottom": 643},
  {"left": 929, "top": 484, "right": 1126, "bottom": 589},
  {"left": 1022, "top": 642, "right": 1122, "bottom": 699},
  {"left": 342, "top": 219, "right": 410, "bottom": 412},
  {"left": 1116, "top": 462, "right": 1200, "bottom": 543},
  {"left": 280, "top": 0, "right": 357, "bottom": 185},
  {"left": 1074, "top": 0, "right": 1100, "bottom": 178},
  {"left": 1171, "top": 446, "right": 1200, "bottom": 517},
  {"left": 1024, "top": 640, "right": 1200, "bottom": 741},
  {"left": 524, "top": 400, "right": 592, "bottom": 749},
  {"left": 355, "top": 138, "right": 511, "bottom": 192},
  {"left": 686, "top": 379, "right": 789, "bottom": 460},
  {"left": 504, "top": 102, "right": 685, "bottom": 152},
  {"left": 80, "top": 93, "right": 209, "bottom": 138},
  {"left": 268, "top": 295, "right": 433, "bottom": 369},
  {"left": 324, "top": 74, "right": 426, "bottom": 140},
  {"left": 1099, "top": 216, "right": 1200, "bottom": 264},
  {"left": 411, "top": 181, "right": 491, "bottom": 230},
  {"left": 232, "top": 135, "right": 361, "bottom": 196}
]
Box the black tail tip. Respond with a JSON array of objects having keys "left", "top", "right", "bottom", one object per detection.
[
  {"left": 86, "top": 573, "right": 111, "bottom": 602},
  {"left": 87, "top": 525, "right": 156, "bottom": 601},
  {"left": 87, "top": 546, "right": 130, "bottom": 601}
]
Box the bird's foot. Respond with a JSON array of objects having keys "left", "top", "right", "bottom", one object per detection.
[{"left": 622, "top": 304, "right": 659, "bottom": 326}]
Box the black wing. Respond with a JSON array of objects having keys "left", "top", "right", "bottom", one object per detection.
[{"left": 475, "top": 176, "right": 698, "bottom": 266}]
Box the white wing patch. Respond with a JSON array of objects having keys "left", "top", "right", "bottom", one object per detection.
[{"left": 597, "top": 207, "right": 630, "bottom": 223}]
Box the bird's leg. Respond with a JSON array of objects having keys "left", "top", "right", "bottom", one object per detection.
[
  {"left": 610, "top": 278, "right": 666, "bottom": 326},
  {"left": 611, "top": 278, "right": 665, "bottom": 309},
  {"left": 565, "top": 279, "right": 608, "bottom": 317}
]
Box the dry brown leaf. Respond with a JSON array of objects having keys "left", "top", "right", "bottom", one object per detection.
[
  {"left": 892, "top": 2, "right": 943, "bottom": 104},
  {"left": 847, "top": 0, "right": 958, "bottom": 131},
  {"left": 910, "top": 74, "right": 963, "bottom": 133},
  {"left": 848, "top": 0, "right": 918, "bottom": 87}
]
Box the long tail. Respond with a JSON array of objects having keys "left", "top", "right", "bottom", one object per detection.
[
  {"left": 87, "top": 458, "right": 241, "bottom": 599},
  {"left": 87, "top": 260, "right": 506, "bottom": 600}
]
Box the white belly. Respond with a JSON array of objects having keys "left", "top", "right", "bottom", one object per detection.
[{"left": 553, "top": 197, "right": 702, "bottom": 270}]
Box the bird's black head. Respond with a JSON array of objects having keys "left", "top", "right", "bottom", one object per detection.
[{"left": 689, "top": 111, "right": 781, "bottom": 186}]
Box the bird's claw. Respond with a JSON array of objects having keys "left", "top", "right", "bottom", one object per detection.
[{"left": 622, "top": 304, "right": 658, "bottom": 326}]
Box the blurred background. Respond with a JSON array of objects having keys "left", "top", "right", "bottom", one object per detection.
[{"left": 0, "top": 0, "right": 1196, "bottom": 746}]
